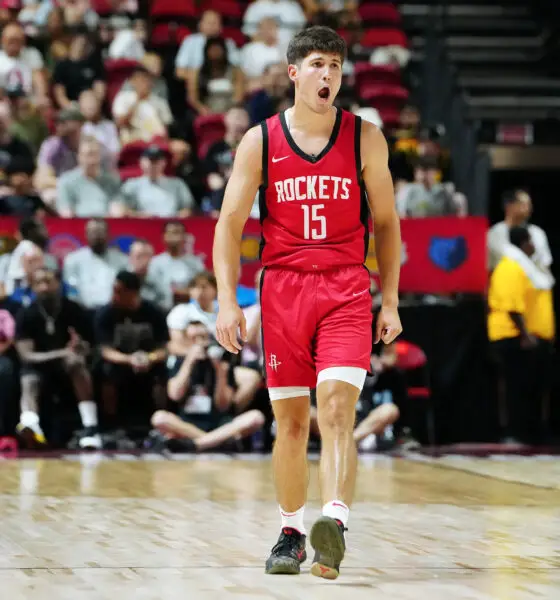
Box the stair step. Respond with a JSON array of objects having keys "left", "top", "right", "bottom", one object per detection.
[
  {"left": 412, "top": 34, "right": 544, "bottom": 49},
  {"left": 448, "top": 49, "right": 542, "bottom": 63},
  {"left": 459, "top": 75, "right": 560, "bottom": 91},
  {"left": 467, "top": 95, "right": 560, "bottom": 108},
  {"left": 400, "top": 3, "right": 531, "bottom": 18},
  {"left": 468, "top": 107, "right": 560, "bottom": 120}
]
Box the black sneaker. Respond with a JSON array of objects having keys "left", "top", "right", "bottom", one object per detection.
[
  {"left": 310, "top": 516, "right": 346, "bottom": 579},
  {"left": 265, "top": 527, "right": 307, "bottom": 574}
]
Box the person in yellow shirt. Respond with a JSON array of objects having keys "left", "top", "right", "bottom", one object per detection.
[{"left": 488, "top": 225, "right": 555, "bottom": 443}]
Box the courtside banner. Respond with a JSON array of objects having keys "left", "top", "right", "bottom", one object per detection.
[{"left": 0, "top": 216, "right": 488, "bottom": 293}]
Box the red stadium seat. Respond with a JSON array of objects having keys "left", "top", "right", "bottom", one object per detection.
[
  {"left": 354, "top": 62, "right": 401, "bottom": 88},
  {"left": 118, "top": 141, "right": 174, "bottom": 180},
  {"left": 376, "top": 107, "right": 401, "bottom": 131},
  {"left": 360, "top": 82, "right": 409, "bottom": 103},
  {"left": 105, "top": 59, "right": 141, "bottom": 107},
  {"left": 90, "top": 0, "right": 112, "bottom": 17},
  {"left": 200, "top": 0, "right": 243, "bottom": 19},
  {"left": 151, "top": 0, "right": 196, "bottom": 18},
  {"left": 151, "top": 23, "right": 191, "bottom": 46},
  {"left": 361, "top": 28, "right": 408, "bottom": 48},
  {"left": 222, "top": 27, "right": 248, "bottom": 48},
  {"left": 358, "top": 3, "right": 401, "bottom": 25},
  {"left": 194, "top": 114, "right": 226, "bottom": 159}
]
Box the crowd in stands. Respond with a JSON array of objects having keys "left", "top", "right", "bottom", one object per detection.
[{"left": 0, "top": 0, "right": 468, "bottom": 453}]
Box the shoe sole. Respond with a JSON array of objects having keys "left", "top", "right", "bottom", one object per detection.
[{"left": 310, "top": 517, "right": 345, "bottom": 580}]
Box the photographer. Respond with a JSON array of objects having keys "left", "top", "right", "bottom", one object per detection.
[
  {"left": 15, "top": 267, "right": 100, "bottom": 449},
  {"left": 150, "top": 320, "right": 264, "bottom": 452},
  {"left": 94, "top": 271, "right": 168, "bottom": 437}
]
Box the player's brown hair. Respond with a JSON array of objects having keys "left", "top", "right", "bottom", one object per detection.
[{"left": 286, "top": 26, "right": 346, "bottom": 65}]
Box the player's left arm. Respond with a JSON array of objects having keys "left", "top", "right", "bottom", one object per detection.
[{"left": 361, "top": 120, "right": 403, "bottom": 344}]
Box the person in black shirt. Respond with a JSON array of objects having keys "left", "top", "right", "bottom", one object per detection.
[
  {"left": 15, "top": 267, "right": 101, "bottom": 449},
  {"left": 0, "top": 102, "right": 34, "bottom": 182},
  {"left": 0, "top": 289, "right": 19, "bottom": 437},
  {"left": 94, "top": 271, "right": 169, "bottom": 433},
  {"left": 52, "top": 28, "right": 106, "bottom": 108},
  {"left": 150, "top": 320, "right": 264, "bottom": 452}
]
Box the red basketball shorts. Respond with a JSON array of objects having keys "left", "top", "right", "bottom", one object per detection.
[{"left": 260, "top": 265, "right": 373, "bottom": 388}]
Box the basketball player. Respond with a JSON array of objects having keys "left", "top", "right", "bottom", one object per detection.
[{"left": 213, "top": 26, "right": 402, "bottom": 579}]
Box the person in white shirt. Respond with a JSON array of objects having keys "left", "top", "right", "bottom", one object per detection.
[
  {"left": 149, "top": 221, "right": 205, "bottom": 305},
  {"left": 175, "top": 10, "right": 239, "bottom": 82},
  {"left": 242, "top": 0, "right": 307, "bottom": 40},
  {"left": 79, "top": 90, "right": 120, "bottom": 169},
  {"left": 0, "top": 23, "right": 48, "bottom": 102},
  {"left": 63, "top": 218, "right": 128, "bottom": 310},
  {"left": 488, "top": 189, "right": 552, "bottom": 271},
  {"left": 112, "top": 65, "right": 172, "bottom": 144},
  {"left": 240, "top": 17, "right": 290, "bottom": 80},
  {"left": 120, "top": 145, "right": 195, "bottom": 218}
]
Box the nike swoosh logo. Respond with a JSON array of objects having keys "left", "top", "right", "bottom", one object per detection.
[
  {"left": 353, "top": 289, "right": 370, "bottom": 297},
  {"left": 272, "top": 155, "right": 289, "bottom": 163}
]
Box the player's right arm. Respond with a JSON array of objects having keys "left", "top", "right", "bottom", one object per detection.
[{"left": 213, "top": 125, "right": 263, "bottom": 354}]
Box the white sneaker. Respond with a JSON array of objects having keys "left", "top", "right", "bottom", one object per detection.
[{"left": 79, "top": 434, "right": 102, "bottom": 450}]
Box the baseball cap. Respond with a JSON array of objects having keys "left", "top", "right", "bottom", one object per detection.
[{"left": 142, "top": 145, "right": 166, "bottom": 160}]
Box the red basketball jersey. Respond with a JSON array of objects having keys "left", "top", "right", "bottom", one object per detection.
[{"left": 258, "top": 109, "right": 368, "bottom": 271}]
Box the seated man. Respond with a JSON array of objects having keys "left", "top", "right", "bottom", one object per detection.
[
  {"left": 94, "top": 271, "right": 169, "bottom": 435},
  {"left": 150, "top": 320, "right": 265, "bottom": 452},
  {"left": 15, "top": 267, "right": 101, "bottom": 449},
  {"left": 310, "top": 343, "right": 401, "bottom": 451}
]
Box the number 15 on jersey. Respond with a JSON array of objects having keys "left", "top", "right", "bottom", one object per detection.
[{"left": 301, "top": 204, "right": 327, "bottom": 240}]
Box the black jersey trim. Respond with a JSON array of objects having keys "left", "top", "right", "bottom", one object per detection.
[
  {"left": 354, "top": 115, "right": 363, "bottom": 183},
  {"left": 259, "top": 121, "right": 269, "bottom": 259},
  {"left": 355, "top": 117, "right": 369, "bottom": 262},
  {"left": 279, "top": 108, "right": 343, "bottom": 164}
]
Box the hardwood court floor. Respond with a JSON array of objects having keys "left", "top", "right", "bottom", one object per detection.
[{"left": 0, "top": 454, "right": 559, "bottom": 599}]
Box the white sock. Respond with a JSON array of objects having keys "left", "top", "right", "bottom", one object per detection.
[
  {"left": 279, "top": 505, "right": 307, "bottom": 535},
  {"left": 20, "top": 410, "right": 40, "bottom": 429},
  {"left": 78, "top": 401, "right": 98, "bottom": 428},
  {"left": 322, "top": 500, "right": 350, "bottom": 528}
]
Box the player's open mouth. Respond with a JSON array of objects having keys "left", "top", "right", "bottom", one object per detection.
[{"left": 318, "top": 86, "right": 330, "bottom": 100}]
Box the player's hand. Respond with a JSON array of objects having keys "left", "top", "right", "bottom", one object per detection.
[
  {"left": 216, "top": 303, "right": 247, "bottom": 354},
  {"left": 375, "top": 305, "right": 402, "bottom": 344}
]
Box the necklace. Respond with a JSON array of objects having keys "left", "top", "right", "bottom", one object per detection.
[{"left": 36, "top": 302, "right": 60, "bottom": 336}]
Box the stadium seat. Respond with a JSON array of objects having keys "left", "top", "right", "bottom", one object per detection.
[
  {"left": 222, "top": 27, "right": 248, "bottom": 48},
  {"left": 200, "top": 0, "right": 243, "bottom": 19},
  {"left": 360, "top": 82, "right": 409, "bottom": 105},
  {"left": 358, "top": 3, "right": 401, "bottom": 25},
  {"left": 376, "top": 107, "right": 401, "bottom": 131},
  {"left": 105, "top": 59, "right": 141, "bottom": 107},
  {"left": 150, "top": 23, "right": 191, "bottom": 47},
  {"left": 194, "top": 114, "right": 226, "bottom": 159},
  {"left": 118, "top": 141, "right": 174, "bottom": 180},
  {"left": 361, "top": 28, "right": 408, "bottom": 49},
  {"left": 354, "top": 62, "right": 401, "bottom": 88},
  {"left": 150, "top": 0, "right": 197, "bottom": 19},
  {"left": 90, "top": 0, "right": 113, "bottom": 17}
]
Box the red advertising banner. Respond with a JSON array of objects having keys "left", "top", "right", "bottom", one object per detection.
[{"left": 0, "top": 216, "right": 488, "bottom": 293}]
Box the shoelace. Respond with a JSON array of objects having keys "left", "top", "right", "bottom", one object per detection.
[{"left": 271, "top": 529, "right": 301, "bottom": 554}]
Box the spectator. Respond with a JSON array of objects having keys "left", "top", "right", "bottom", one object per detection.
[
  {"left": 56, "top": 136, "right": 123, "bottom": 218},
  {"left": 246, "top": 62, "right": 292, "bottom": 125},
  {"left": 121, "top": 53, "right": 169, "bottom": 102},
  {"left": 187, "top": 36, "right": 245, "bottom": 116},
  {"left": 175, "top": 10, "right": 239, "bottom": 80},
  {"left": 243, "top": 0, "right": 306, "bottom": 40},
  {"left": 15, "top": 267, "right": 101, "bottom": 449},
  {"left": 0, "top": 291, "right": 18, "bottom": 437},
  {"left": 128, "top": 239, "right": 170, "bottom": 311},
  {"left": 0, "top": 101, "right": 33, "bottom": 178},
  {"left": 52, "top": 27, "right": 105, "bottom": 109},
  {"left": 5, "top": 83, "right": 49, "bottom": 155},
  {"left": 120, "top": 145, "right": 195, "bottom": 218},
  {"left": 396, "top": 156, "right": 462, "bottom": 218},
  {"left": 63, "top": 218, "right": 128, "bottom": 311},
  {"left": 35, "top": 106, "right": 83, "bottom": 202},
  {"left": 203, "top": 105, "right": 249, "bottom": 216},
  {"left": 112, "top": 65, "right": 172, "bottom": 144},
  {"left": 79, "top": 90, "right": 120, "bottom": 169},
  {"left": 94, "top": 270, "right": 169, "bottom": 434},
  {"left": 488, "top": 226, "right": 555, "bottom": 443},
  {"left": 166, "top": 271, "right": 218, "bottom": 355},
  {"left": 0, "top": 22, "right": 48, "bottom": 101},
  {"left": 108, "top": 19, "right": 146, "bottom": 61},
  {"left": 149, "top": 220, "right": 205, "bottom": 305},
  {"left": 240, "top": 17, "right": 289, "bottom": 80},
  {"left": 488, "top": 189, "right": 552, "bottom": 272},
  {"left": 150, "top": 320, "right": 265, "bottom": 453},
  {"left": 0, "top": 156, "right": 53, "bottom": 218}
]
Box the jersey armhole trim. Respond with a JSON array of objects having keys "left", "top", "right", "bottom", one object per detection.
[
  {"left": 354, "top": 115, "right": 363, "bottom": 184},
  {"left": 260, "top": 120, "right": 269, "bottom": 189}
]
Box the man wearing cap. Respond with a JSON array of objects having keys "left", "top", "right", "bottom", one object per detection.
[
  {"left": 112, "top": 65, "right": 172, "bottom": 144},
  {"left": 56, "top": 136, "right": 123, "bottom": 218},
  {"left": 120, "top": 145, "right": 195, "bottom": 218},
  {"left": 35, "top": 106, "right": 84, "bottom": 204}
]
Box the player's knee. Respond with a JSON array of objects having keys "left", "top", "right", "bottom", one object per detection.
[
  {"left": 275, "top": 414, "right": 309, "bottom": 441},
  {"left": 318, "top": 394, "right": 356, "bottom": 431},
  {"left": 151, "top": 410, "right": 170, "bottom": 430}
]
